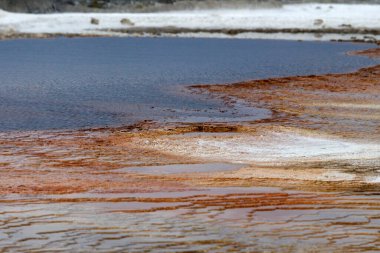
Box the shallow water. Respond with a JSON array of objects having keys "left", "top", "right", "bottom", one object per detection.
[
  {"left": 0, "top": 37, "right": 377, "bottom": 131},
  {"left": 1, "top": 188, "right": 380, "bottom": 252},
  {"left": 115, "top": 163, "right": 245, "bottom": 174}
]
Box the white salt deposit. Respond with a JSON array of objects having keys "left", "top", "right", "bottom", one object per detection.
[
  {"left": 0, "top": 4, "right": 379, "bottom": 40},
  {"left": 147, "top": 132, "right": 380, "bottom": 164}
]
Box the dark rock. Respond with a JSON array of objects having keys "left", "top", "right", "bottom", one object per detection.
[
  {"left": 120, "top": 18, "right": 134, "bottom": 25},
  {"left": 90, "top": 17, "right": 99, "bottom": 25}
]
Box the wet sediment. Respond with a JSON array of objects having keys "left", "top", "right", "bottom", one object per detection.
[{"left": 0, "top": 47, "right": 380, "bottom": 252}]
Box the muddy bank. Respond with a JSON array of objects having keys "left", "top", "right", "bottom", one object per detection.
[
  {"left": 1, "top": 28, "right": 379, "bottom": 43},
  {"left": 107, "top": 26, "right": 380, "bottom": 40}
]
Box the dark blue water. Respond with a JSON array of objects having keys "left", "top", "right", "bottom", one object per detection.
[{"left": 0, "top": 37, "right": 377, "bottom": 131}]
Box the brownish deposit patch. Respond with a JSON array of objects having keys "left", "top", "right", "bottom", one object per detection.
[{"left": 191, "top": 48, "right": 380, "bottom": 140}]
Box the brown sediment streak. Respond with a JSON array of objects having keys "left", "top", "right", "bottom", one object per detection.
[
  {"left": 1, "top": 29, "right": 380, "bottom": 42},
  {"left": 350, "top": 47, "right": 380, "bottom": 58},
  {"left": 1, "top": 125, "right": 377, "bottom": 195},
  {"left": 1, "top": 187, "right": 379, "bottom": 251},
  {"left": 107, "top": 27, "right": 380, "bottom": 35},
  {"left": 0, "top": 129, "right": 195, "bottom": 195}
]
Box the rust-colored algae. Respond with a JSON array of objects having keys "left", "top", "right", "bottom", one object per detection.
[
  {"left": 1, "top": 47, "right": 380, "bottom": 252},
  {"left": 1, "top": 48, "right": 379, "bottom": 194},
  {"left": 191, "top": 48, "right": 380, "bottom": 140}
]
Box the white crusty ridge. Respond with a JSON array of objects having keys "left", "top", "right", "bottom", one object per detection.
[{"left": 0, "top": 4, "right": 380, "bottom": 40}]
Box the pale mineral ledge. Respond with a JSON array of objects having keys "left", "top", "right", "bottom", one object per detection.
[{"left": 0, "top": 3, "right": 380, "bottom": 41}]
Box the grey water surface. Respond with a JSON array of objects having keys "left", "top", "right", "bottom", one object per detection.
[{"left": 0, "top": 37, "right": 378, "bottom": 131}]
